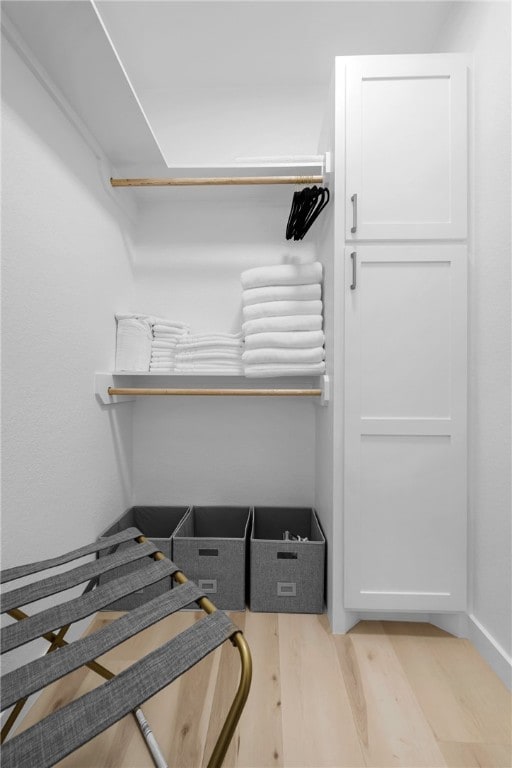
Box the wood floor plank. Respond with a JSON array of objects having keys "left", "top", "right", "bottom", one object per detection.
[
  {"left": 438, "top": 740, "right": 512, "bottom": 767},
  {"left": 279, "top": 613, "right": 365, "bottom": 767},
  {"left": 234, "top": 611, "right": 284, "bottom": 767},
  {"left": 335, "top": 621, "right": 447, "bottom": 767},
  {"left": 386, "top": 621, "right": 511, "bottom": 744}
]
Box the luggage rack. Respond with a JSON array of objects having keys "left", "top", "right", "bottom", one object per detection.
[{"left": 0, "top": 528, "right": 252, "bottom": 768}]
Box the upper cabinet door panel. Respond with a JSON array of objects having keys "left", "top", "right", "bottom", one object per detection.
[{"left": 346, "top": 55, "right": 468, "bottom": 240}]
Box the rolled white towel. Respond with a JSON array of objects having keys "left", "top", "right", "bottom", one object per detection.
[
  {"left": 244, "top": 362, "right": 326, "bottom": 378},
  {"left": 243, "top": 300, "right": 322, "bottom": 321},
  {"left": 241, "top": 262, "right": 322, "bottom": 289},
  {"left": 115, "top": 317, "right": 152, "bottom": 372},
  {"left": 242, "top": 284, "right": 321, "bottom": 306},
  {"left": 243, "top": 347, "right": 325, "bottom": 365},
  {"left": 244, "top": 330, "right": 325, "bottom": 349},
  {"left": 243, "top": 315, "right": 323, "bottom": 335}
]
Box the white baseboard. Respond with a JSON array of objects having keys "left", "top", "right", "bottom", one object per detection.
[{"left": 467, "top": 613, "right": 512, "bottom": 690}]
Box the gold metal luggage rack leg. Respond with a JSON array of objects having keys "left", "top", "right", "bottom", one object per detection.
[{"left": 1, "top": 532, "right": 252, "bottom": 768}]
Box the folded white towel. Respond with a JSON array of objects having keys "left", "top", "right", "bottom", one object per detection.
[
  {"left": 151, "top": 353, "right": 176, "bottom": 360},
  {"left": 152, "top": 340, "right": 180, "bottom": 349},
  {"left": 149, "top": 360, "right": 177, "bottom": 367},
  {"left": 176, "top": 362, "right": 243, "bottom": 369},
  {"left": 115, "top": 313, "right": 151, "bottom": 322},
  {"left": 153, "top": 330, "right": 188, "bottom": 338},
  {"left": 244, "top": 362, "right": 326, "bottom": 377},
  {"left": 176, "top": 352, "right": 242, "bottom": 362},
  {"left": 150, "top": 318, "right": 189, "bottom": 330},
  {"left": 115, "top": 318, "right": 152, "bottom": 372},
  {"left": 242, "top": 284, "right": 321, "bottom": 306},
  {"left": 243, "top": 347, "right": 325, "bottom": 365},
  {"left": 176, "top": 340, "right": 243, "bottom": 350},
  {"left": 244, "top": 330, "right": 325, "bottom": 349},
  {"left": 175, "top": 365, "right": 244, "bottom": 374},
  {"left": 243, "top": 300, "right": 322, "bottom": 321},
  {"left": 243, "top": 315, "right": 323, "bottom": 335},
  {"left": 241, "top": 262, "right": 322, "bottom": 289},
  {"left": 180, "top": 333, "right": 242, "bottom": 342}
]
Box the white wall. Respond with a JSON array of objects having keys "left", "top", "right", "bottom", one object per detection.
[
  {"left": 433, "top": 2, "right": 511, "bottom": 676},
  {"left": 1, "top": 34, "right": 135, "bottom": 671},
  {"left": 131, "top": 197, "right": 318, "bottom": 505}
]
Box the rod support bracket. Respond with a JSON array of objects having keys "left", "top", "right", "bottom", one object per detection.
[{"left": 319, "top": 375, "right": 330, "bottom": 406}]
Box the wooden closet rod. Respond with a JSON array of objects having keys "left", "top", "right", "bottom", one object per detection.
[
  {"left": 110, "top": 175, "right": 323, "bottom": 187},
  {"left": 108, "top": 387, "right": 322, "bottom": 397}
]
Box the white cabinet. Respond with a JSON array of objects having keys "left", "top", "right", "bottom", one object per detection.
[
  {"left": 345, "top": 55, "right": 468, "bottom": 240},
  {"left": 343, "top": 244, "right": 467, "bottom": 612},
  {"left": 337, "top": 54, "right": 469, "bottom": 615}
]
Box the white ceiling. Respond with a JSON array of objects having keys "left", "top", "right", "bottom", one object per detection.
[
  {"left": 94, "top": 1, "right": 454, "bottom": 89},
  {"left": 2, "top": 0, "right": 457, "bottom": 170}
]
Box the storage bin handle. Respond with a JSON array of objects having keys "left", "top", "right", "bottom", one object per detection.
[
  {"left": 198, "top": 549, "right": 219, "bottom": 557},
  {"left": 277, "top": 552, "right": 298, "bottom": 559}
]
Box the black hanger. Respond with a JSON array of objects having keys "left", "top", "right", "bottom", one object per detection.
[{"left": 285, "top": 186, "right": 330, "bottom": 241}]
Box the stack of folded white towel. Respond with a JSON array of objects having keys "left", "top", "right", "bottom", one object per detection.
[
  {"left": 115, "top": 314, "right": 153, "bottom": 372},
  {"left": 150, "top": 318, "right": 190, "bottom": 373},
  {"left": 115, "top": 314, "right": 189, "bottom": 372},
  {"left": 175, "top": 332, "right": 244, "bottom": 374},
  {"left": 240, "top": 262, "right": 325, "bottom": 377}
]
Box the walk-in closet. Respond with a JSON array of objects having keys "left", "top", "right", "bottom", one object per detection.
[{"left": 1, "top": 2, "right": 511, "bottom": 767}]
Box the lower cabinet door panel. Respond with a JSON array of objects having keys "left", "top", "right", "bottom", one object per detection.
[{"left": 344, "top": 244, "right": 467, "bottom": 612}]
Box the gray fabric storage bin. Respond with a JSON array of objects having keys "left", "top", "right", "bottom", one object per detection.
[
  {"left": 250, "top": 507, "right": 325, "bottom": 613},
  {"left": 98, "top": 506, "right": 189, "bottom": 610},
  {"left": 172, "top": 506, "right": 251, "bottom": 611}
]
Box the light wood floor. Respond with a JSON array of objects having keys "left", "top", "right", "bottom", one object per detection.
[{"left": 14, "top": 611, "right": 512, "bottom": 768}]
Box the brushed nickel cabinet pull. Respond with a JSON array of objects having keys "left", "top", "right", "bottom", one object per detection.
[
  {"left": 350, "top": 252, "right": 357, "bottom": 290},
  {"left": 351, "top": 193, "right": 358, "bottom": 233}
]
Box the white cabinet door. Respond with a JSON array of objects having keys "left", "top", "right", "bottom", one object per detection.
[
  {"left": 344, "top": 245, "right": 467, "bottom": 612},
  {"left": 345, "top": 55, "right": 468, "bottom": 240}
]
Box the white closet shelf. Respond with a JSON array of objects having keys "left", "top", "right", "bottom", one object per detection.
[
  {"left": 94, "top": 372, "right": 329, "bottom": 406},
  {"left": 111, "top": 156, "right": 331, "bottom": 188}
]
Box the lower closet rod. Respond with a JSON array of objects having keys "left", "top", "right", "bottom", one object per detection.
[{"left": 108, "top": 387, "right": 322, "bottom": 397}]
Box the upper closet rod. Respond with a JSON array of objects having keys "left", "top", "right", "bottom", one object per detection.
[{"left": 110, "top": 175, "right": 323, "bottom": 187}]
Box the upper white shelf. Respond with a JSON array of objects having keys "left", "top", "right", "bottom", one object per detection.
[
  {"left": 95, "top": 372, "right": 329, "bottom": 406},
  {"left": 109, "top": 158, "right": 330, "bottom": 204}
]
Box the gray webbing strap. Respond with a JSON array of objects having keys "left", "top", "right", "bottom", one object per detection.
[
  {"left": 1, "top": 558, "right": 178, "bottom": 653},
  {"left": 0, "top": 527, "right": 143, "bottom": 584},
  {"left": 1, "top": 581, "right": 204, "bottom": 710},
  {"left": 1, "top": 611, "right": 237, "bottom": 768},
  {"left": 1, "top": 540, "right": 158, "bottom": 613}
]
